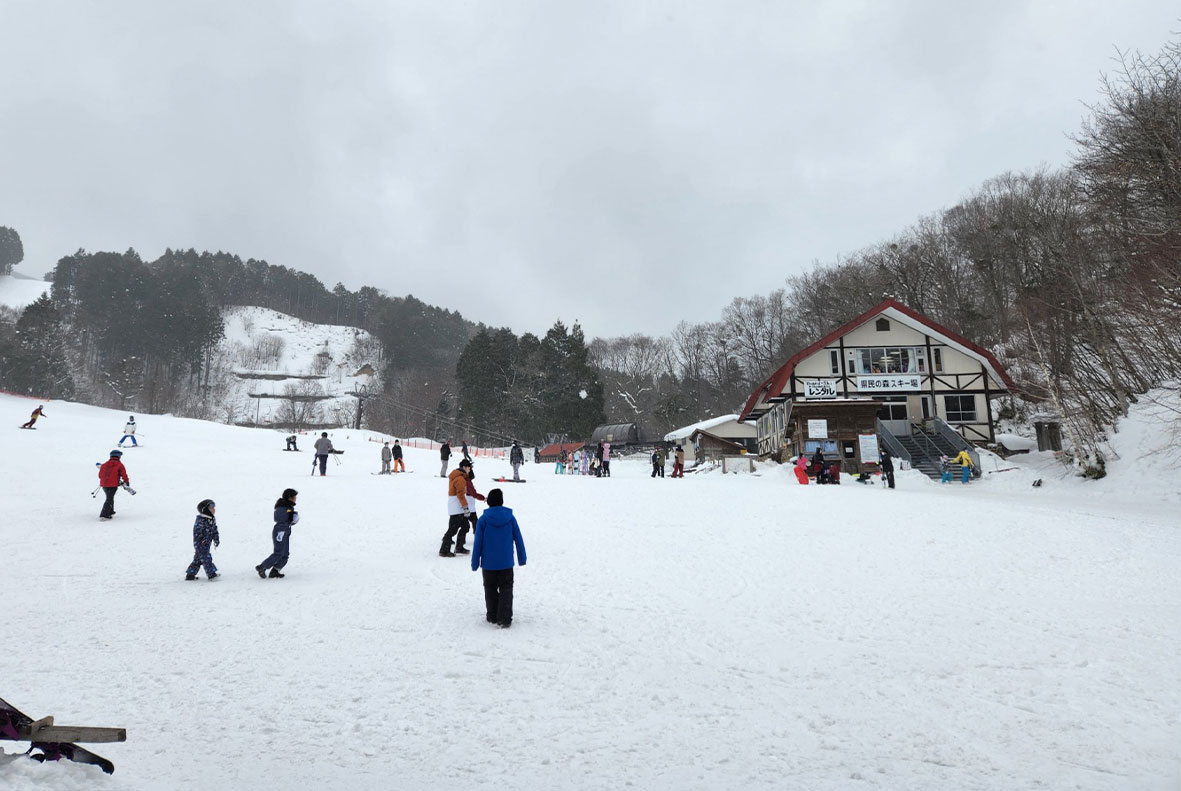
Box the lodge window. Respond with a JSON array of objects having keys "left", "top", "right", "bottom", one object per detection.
[
  {"left": 856, "top": 347, "right": 925, "bottom": 374},
  {"left": 944, "top": 394, "right": 977, "bottom": 422},
  {"left": 932, "top": 348, "right": 944, "bottom": 373},
  {"left": 876, "top": 318, "right": 890, "bottom": 331},
  {"left": 829, "top": 349, "right": 840, "bottom": 375}
]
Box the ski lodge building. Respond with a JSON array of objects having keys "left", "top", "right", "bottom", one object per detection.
[{"left": 738, "top": 300, "right": 1015, "bottom": 478}]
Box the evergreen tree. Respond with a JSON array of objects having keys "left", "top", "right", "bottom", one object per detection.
[{"left": 0, "top": 226, "right": 23, "bottom": 276}]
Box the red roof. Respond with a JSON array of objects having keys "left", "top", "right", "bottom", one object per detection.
[
  {"left": 538, "top": 442, "right": 586, "bottom": 457},
  {"left": 738, "top": 299, "right": 1016, "bottom": 421}
]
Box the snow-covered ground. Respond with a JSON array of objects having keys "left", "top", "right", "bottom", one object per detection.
[
  {"left": 0, "top": 274, "right": 50, "bottom": 310},
  {"left": 1, "top": 392, "right": 1178, "bottom": 791}
]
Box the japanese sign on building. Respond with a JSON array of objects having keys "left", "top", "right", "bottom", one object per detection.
[
  {"left": 855, "top": 374, "right": 922, "bottom": 392},
  {"left": 807, "top": 419, "right": 828, "bottom": 439},
  {"left": 858, "top": 432, "right": 880, "bottom": 461},
  {"left": 803, "top": 379, "right": 839, "bottom": 399}
]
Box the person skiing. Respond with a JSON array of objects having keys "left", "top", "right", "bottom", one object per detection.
[
  {"left": 952, "top": 449, "right": 975, "bottom": 483},
  {"left": 470, "top": 488, "right": 527, "bottom": 629},
  {"left": 256, "top": 488, "right": 298, "bottom": 578},
  {"left": 97, "top": 449, "right": 130, "bottom": 520},
  {"left": 20, "top": 405, "right": 46, "bottom": 429},
  {"left": 440, "top": 458, "right": 472, "bottom": 557},
  {"left": 118, "top": 416, "right": 137, "bottom": 447},
  {"left": 381, "top": 441, "right": 392, "bottom": 475},
  {"left": 880, "top": 450, "right": 896, "bottom": 489},
  {"left": 439, "top": 440, "right": 452, "bottom": 478},
  {"left": 509, "top": 441, "right": 524, "bottom": 481},
  {"left": 392, "top": 439, "right": 405, "bottom": 472},
  {"left": 671, "top": 446, "right": 685, "bottom": 478},
  {"left": 313, "top": 432, "right": 336, "bottom": 476},
  {"left": 184, "top": 499, "right": 220, "bottom": 581}
]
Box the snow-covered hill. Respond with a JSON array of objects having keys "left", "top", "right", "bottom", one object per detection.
[
  {"left": 208, "top": 306, "right": 379, "bottom": 427},
  {"left": 1, "top": 391, "right": 1178, "bottom": 790},
  {"left": 0, "top": 273, "right": 50, "bottom": 310}
]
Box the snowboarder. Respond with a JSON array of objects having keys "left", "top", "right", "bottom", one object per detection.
[
  {"left": 20, "top": 405, "right": 46, "bottom": 429},
  {"left": 392, "top": 439, "right": 405, "bottom": 472},
  {"left": 440, "top": 458, "right": 472, "bottom": 557},
  {"left": 97, "top": 449, "right": 130, "bottom": 519},
  {"left": 118, "top": 416, "right": 137, "bottom": 447},
  {"left": 470, "top": 488, "right": 527, "bottom": 629},
  {"left": 256, "top": 488, "right": 298, "bottom": 578},
  {"left": 671, "top": 446, "right": 685, "bottom": 478},
  {"left": 380, "top": 441, "right": 392, "bottom": 474},
  {"left": 285, "top": 435, "right": 299, "bottom": 451},
  {"left": 952, "top": 450, "right": 975, "bottom": 483},
  {"left": 439, "top": 440, "right": 452, "bottom": 478},
  {"left": 880, "top": 450, "right": 895, "bottom": 489},
  {"left": 313, "top": 432, "right": 336, "bottom": 476},
  {"left": 509, "top": 441, "right": 524, "bottom": 481},
  {"left": 184, "top": 499, "right": 220, "bottom": 580}
]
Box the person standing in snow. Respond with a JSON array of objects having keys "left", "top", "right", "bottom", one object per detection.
[
  {"left": 601, "top": 442, "right": 611, "bottom": 477},
  {"left": 461, "top": 440, "right": 472, "bottom": 463},
  {"left": 381, "top": 441, "right": 392, "bottom": 474},
  {"left": 257, "top": 488, "right": 298, "bottom": 578},
  {"left": 462, "top": 463, "right": 486, "bottom": 552},
  {"left": 97, "top": 449, "right": 130, "bottom": 520},
  {"left": 938, "top": 454, "right": 952, "bottom": 484},
  {"left": 471, "top": 488, "right": 527, "bottom": 629},
  {"left": 439, "top": 440, "right": 452, "bottom": 478},
  {"left": 392, "top": 439, "right": 405, "bottom": 472},
  {"left": 952, "top": 449, "right": 975, "bottom": 483},
  {"left": 509, "top": 440, "right": 524, "bottom": 481},
  {"left": 440, "top": 458, "right": 472, "bottom": 557},
  {"left": 651, "top": 448, "right": 665, "bottom": 478},
  {"left": 879, "top": 450, "right": 895, "bottom": 489},
  {"left": 314, "top": 432, "right": 336, "bottom": 476},
  {"left": 671, "top": 446, "right": 685, "bottom": 478},
  {"left": 20, "top": 405, "right": 46, "bottom": 429},
  {"left": 118, "top": 416, "right": 137, "bottom": 447},
  {"left": 184, "top": 499, "right": 220, "bottom": 581}
]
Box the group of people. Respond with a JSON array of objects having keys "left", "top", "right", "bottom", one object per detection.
[
  {"left": 650, "top": 446, "right": 686, "bottom": 478},
  {"left": 179, "top": 488, "right": 300, "bottom": 582},
  {"left": 553, "top": 442, "right": 612, "bottom": 477},
  {"left": 438, "top": 439, "right": 473, "bottom": 477},
  {"left": 94, "top": 416, "right": 140, "bottom": 519},
  {"left": 379, "top": 439, "right": 406, "bottom": 474},
  {"left": 940, "top": 450, "right": 976, "bottom": 483},
  {"left": 438, "top": 457, "right": 527, "bottom": 628}
]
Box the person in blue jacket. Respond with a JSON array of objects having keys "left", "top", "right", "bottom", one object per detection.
[
  {"left": 470, "top": 488, "right": 527, "bottom": 629},
  {"left": 256, "top": 488, "right": 298, "bottom": 579},
  {"left": 184, "top": 499, "right": 220, "bottom": 580}
]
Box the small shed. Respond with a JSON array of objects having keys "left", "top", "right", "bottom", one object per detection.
[
  {"left": 589, "top": 423, "right": 640, "bottom": 445},
  {"left": 688, "top": 429, "right": 749, "bottom": 465},
  {"left": 665, "top": 414, "right": 757, "bottom": 462}
]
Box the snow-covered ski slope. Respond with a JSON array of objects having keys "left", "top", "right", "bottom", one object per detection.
[{"left": 1, "top": 393, "right": 1178, "bottom": 791}]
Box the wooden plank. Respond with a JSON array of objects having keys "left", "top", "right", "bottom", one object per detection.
[{"left": 23, "top": 724, "right": 127, "bottom": 743}]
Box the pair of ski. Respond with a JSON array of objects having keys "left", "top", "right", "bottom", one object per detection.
[{"left": 0, "top": 696, "right": 123, "bottom": 774}]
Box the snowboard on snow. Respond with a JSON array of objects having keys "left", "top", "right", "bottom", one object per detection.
[
  {"left": 17, "top": 426, "right": 36, "bottom": 430},
  {"left": 492, "top": 477, "right": 526, "bottom": 483},
  {"left": 0, "top": 696, "right": 123, "bottom": 775}
]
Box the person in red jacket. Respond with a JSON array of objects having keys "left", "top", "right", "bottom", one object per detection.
[{"left": 97, "top": 449, "right": 130, "bottom": 520}]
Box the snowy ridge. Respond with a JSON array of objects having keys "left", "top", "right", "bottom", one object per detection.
[
  {"left": 0, "top": 274, "right": 50, "bottom": 311},
  {"left": 1, "top": 392, "right": 1178, "bottom": 790}
]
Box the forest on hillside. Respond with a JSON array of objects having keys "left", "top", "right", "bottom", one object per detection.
[{"left": 1, "top": 39, "right": 1178, "bottom": 468}]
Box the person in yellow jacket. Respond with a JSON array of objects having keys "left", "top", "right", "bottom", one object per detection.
[
  {"left": 952, "top": 450, "right": 975, "bottom": 483},
  {"left": 440, "top": 459, "right": 473, "bottom": 557}
]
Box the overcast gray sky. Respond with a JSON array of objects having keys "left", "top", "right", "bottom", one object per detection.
[{"left": 1, "top": 1, "right": 1176, "bottom": 339}]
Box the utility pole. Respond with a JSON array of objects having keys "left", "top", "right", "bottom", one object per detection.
[{"left": 350, "top": 383, "right": 371, "bottom": 430}]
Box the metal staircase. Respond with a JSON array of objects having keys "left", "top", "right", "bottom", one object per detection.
[{"left": 878, "top": 418, "right": 982, "bottom": 481}]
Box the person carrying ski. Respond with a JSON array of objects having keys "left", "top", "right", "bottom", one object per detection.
[
  {"left": 184, "top": 499, "right": 220, "bottom": 580},
  {"left": 20, "top": 405, "right": 46, "bottom": 429},
  {"left": 118, "top": 416, "right": 137, "bottom": 447},
  {"left": 313, "top": 432, "right": 335, "bottom": 476},
  {"left": 439, "top": 440, "right": 452, "bottom": 478},
  {"left": 381, "top": 441, "right": 392, "bottom": 474},
  {"left": 392, "top": 439, "right": 405, "bottom": 472},
  {"left": 440, "top": 458, "right": 472, "bottom": 557},
  {"left": 471, "top": 488, "right": 527, "bottom": 629},
  {"left": 952, "top": 450, "right": 975, "bottom": 483},
  {"left": 257, "top": 488, "right": 298, "bottom": 578},
  {"left": 97, "top": 449, "right": 130, "bottom": 520},
  {"left": 671, "top": 446, "right": 685, "bottom": 478},
  {"left": 509, "top": 441, "right": 524, "bottom": 481}
]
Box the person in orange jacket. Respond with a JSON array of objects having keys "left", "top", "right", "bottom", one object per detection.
[{"left": 97, "top": 449, "right": 130, "bottom": 520}]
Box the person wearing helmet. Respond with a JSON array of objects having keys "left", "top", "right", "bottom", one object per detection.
[
  {"left": 118, "top": 415, "right": 137, "bottom": 447},
  {"left": 97, "top": 450, "right": 130, "bottom": 520},
  {"left": 257, "top": 488, "right": 299, "bottom": 579},
  {"left": 20, "top": 405, "right": 46, "bottom": 429},
  {"left": 184, "top": 499, "right": 221, "bottom": 581}
]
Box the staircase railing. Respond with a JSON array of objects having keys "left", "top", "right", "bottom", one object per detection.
[
  {"left": 906, "top": 423, "right": 943, "bottom": 464},
  {"left": 925, "top": 417, "right": 982, "bottom": 477},
  {"left": 875, "top": 419, "right": 911, "bottom": 466}
]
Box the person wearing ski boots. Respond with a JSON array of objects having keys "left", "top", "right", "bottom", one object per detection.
[
  {"left": 118, "top": 415, "right": 137, "bottom": 447},
  {"left": 470, "top": 488, "right": 527, "bottom": 629},
  {"left": 97, "top": 450, "right": 130, "bottom": 520},
  {"left": 185, "top": 499, "right": 221, "bottom": 580},
  {"left": 257, "top": 488, "right": 299, "bottom": 578}
]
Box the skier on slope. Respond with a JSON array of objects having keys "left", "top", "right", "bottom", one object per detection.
[
  {"left": 313, "top": 432, "right": 337, "bottom": 476},
  {"left": 184, "top": 499, "right": 220, "bottom": 581},
  {"left": 20, "top": 405, "right": 46, "bottom": 429},
  {"left": 97, "top": 450, "right": 130, "bottom": 520},
  {"left": 118, "top": 416, "right": 137, "bottom": 447}
]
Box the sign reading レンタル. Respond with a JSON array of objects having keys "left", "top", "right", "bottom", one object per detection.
[
  {"left": 803, "top": 379, "right": 839, "bottom": 399},
  {"left": 856, "top": 374, "right": 922, "bottom": 392}
]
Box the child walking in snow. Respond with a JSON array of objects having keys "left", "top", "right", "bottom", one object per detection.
[
  {"left": 185, "top": 499, "right": 220, "bottom": 580},
  {"left": 471, "top": 488, "right": 527, "bottom": 629},
  {"left": 257, "top": 488, "right": 299, "bottom": 578}
]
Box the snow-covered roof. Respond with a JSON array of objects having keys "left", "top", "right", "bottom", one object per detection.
[{"left": 665, "top": 414, "right": 741, "bottom": 441}]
